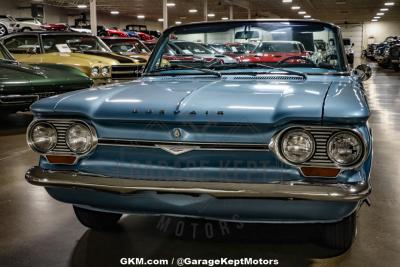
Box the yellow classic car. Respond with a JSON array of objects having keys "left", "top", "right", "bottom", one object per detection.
[{"left": 0, "top": 32, "right": 147, "bottom": 84}]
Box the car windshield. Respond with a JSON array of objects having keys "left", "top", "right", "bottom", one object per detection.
[
  {"left": 147, "top": 21, "right": 346, "bottom": 75},
  {"left": 254, "top": 42, "right": 302, "bottom": 53},
  {"left": 42, "top": 35, "right": 111, "bottom": 53},
  {"left": 102, "top": 38, "right": 150, "bottom": 54},
  {"left": 172, "top": 42, "right": 213, "bottom": 55}
]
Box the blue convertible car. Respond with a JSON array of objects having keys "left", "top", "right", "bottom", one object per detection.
[{"left": 25, "top": 20, "right": 372, "bottom": 250}]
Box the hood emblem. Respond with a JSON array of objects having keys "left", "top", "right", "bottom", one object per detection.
[
  {"left": 156, "top": 144, "right": 198, "bottom": 155},
  {"left": 172, "top": 128, "right": 182, "bottom": 139}
]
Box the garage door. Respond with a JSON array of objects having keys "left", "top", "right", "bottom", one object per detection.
[{"left": 339, "top": 24, "right": 363, "bottom": 59}]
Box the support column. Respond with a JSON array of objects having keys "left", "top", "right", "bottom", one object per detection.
[
  {"left": 204, "top": 0, "right": 208, "bottom": 21},
  {"left": 229, "top": 5, "right": 233, "bottom": 20},
  {"left": 163, "top": 0, "right": 168, "bottom": 30},
  {"left": 90, "top": 0, "right": 97, "bottom": 36},
  {"left": 248, "top": 8, "right": 251, "bottom": 19}
]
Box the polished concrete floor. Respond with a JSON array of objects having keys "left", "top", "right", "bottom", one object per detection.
[{"left": 0, "top": 64, "right": 399, "bottom": 267}]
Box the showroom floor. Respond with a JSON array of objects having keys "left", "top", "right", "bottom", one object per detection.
[{"left": 0, "top": 63, "right": 399, "bottom": 267}]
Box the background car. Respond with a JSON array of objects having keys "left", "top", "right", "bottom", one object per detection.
[
  {"left": 390, "top": 43, "right": 400, "bottom": 71},
  {"left": 1, "top": 32, "right": 146, "bottom": 83},
  {"left": 100, "top": 36, "right": 150, "bottom": 59},
  {"left": 343, "top": 38, "right": 355, "bottom": 64},
  {"left": 170, "top": 41, "right": 237, "bottom": 63},
  {"left": 237, "top": 41, "right": 307, "bottom": 64},
  {"left": 0, "top": 42, "right": 91, "bottom": 113},
  {"left": 0, "top": 15, "right": 17, "bottom": 37},
  {"left": 40, "top": 23, "right": 69, "bottom": 31},
  {"left": 15, "top": 17, "right": 43, "bottom": 32}
]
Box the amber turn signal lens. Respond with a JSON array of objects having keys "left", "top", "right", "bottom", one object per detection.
[
  {"left": 300, "top": 167, "right": 340, "bottom": 177},
  {"left": 46, "top": 155, "right": 77, "bottom": 165}
]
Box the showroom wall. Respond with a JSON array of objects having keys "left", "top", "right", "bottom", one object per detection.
[{"left": 363, "top": 21, "right": 400, "bottom": 45}]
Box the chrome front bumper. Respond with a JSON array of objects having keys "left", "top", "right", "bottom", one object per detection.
[{"left": 25, "top": 167, "right": 371, "bottom": 202}]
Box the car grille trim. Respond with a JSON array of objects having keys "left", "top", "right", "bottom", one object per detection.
[
  {"left": 97, "top": 138, "right": 270, "bottom": 151},
  {"left": 111, "top": 65, "right": 144, "bottom": 79}
]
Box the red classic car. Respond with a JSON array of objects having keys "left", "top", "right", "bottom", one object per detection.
[
  {"left": 98, "top": 26, "right": 129, "bottom": 37},
  {"left": 237, "top": 41, "right": 307, "bottom": 63},
  {"left": 136, "top": 31, "right": 155, "bottom": 41},
  {"left": 40, "top": 23, "right": 68, "bottom": 31}
]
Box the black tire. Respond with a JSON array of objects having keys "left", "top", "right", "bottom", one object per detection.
[
  {"left": 320, "top": 212, "right": 357, "bottom": 251},
  {"left": 393, "top": 63, "right": 400, "bottom": 72},
  {"left": 73, "top": 206, "right": 122, "bottom": 231},
  {"left": 21, "top": 27, "right": 32, "bottom": 32},
  {"left": 0, "top": 24, "right": 8, "bottom": 37}
]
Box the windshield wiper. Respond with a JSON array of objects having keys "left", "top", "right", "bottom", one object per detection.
[
  {"left": 148, "top": 64, "right": 222, "bottom": 78},
  {"left": 210, "top": 63, "right": 307, "bottom": 79},
  {"left": 250, "top": 63, "right": 307, "bottom": 79}
]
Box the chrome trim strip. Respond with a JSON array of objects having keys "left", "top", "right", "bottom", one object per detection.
[
  {"left": 98, "top": 138, "right": 270, "bottom": 151},
  {"left": 25, "top": 166, "right": 371, "bottom": 201}
]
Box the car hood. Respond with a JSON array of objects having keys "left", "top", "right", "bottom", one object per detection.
[
  {"left": 32, "top": 75, "right": 336, "bottom": 125},
  {"left": 0, "top": 62, "right": 91, "bottom": 93},
  {"left": 81, "top": 51, "right": 144, "bottom": 64}
]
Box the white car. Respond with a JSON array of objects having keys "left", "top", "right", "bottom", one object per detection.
[
  {"left": 15, "top": 17, "right": 43, "bottom": 31},
  {"left": 0, "top": 15, "right": 16, "bottom": 37},
  {"left": 70, "top": 27, "right": 92, "bottom": 34}
]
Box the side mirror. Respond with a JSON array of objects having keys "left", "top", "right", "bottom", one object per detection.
[{"left": 353, "top": 64, "right": 372, "bottom": 81}]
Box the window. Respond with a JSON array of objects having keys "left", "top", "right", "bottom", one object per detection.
[{"left": 3, "top": 35, "right": 40, "bottom": 54}]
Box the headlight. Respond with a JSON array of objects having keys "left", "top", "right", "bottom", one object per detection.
[
  {"left": 66, "top": 123, "right": 94, "bottom": 154},
  {"left": 327, "top": 131, "right": 363, "bottom": 166},
  {"left": 91, "top": 67, "right": 100, "bottom": 77},
  {"left": 101, "top": 66, "right": 110, "bottom": 76},
  {"left": 280, "top": 129, "right": 315, "bottom": 164},
  {"left": 28, "top": 122, "right": 57, "bottom": 153}
]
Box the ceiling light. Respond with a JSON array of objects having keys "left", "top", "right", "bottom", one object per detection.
[
  {"left": 291, "top": 6, "right": 301, "bottom": 10},
  {"left": 158, "top": 18, "right": 164, "bottom": 22},
  {"left": 380, "top": 8, "right": 389, "bottom": 11},
  {"left": 384, "top": 2, "right": 395, "bottom": 6},
  {"left": 189, "top": 9, "right": 198, "bottom": 13},
  {"left": 175, "top": 21, "right": 182, "bottom": 25},
  {"left": 282, "top": 0, "right": 293, "bottom": 3},
  {"left": 371, "top": 19, "right": 378, "bottom": 22},
  {"left": 137, "top": 15, "right": 145, "bottom": 19},
  {"left": 110, "top": 11, "right": 119, "bottom": 15},
  {"left": 221, "top": 17, "right": 229, "bottom": 20},
  {"left": 304, "top": 15, "right": 311, "bottom": 18},
  {"left": 377, "top": 12, "right": 385, "bottom": 16},
  {"left": 373, "top": 16, "right": 381, "bottom": 19},
  {"left": 166, "top": 3, "right": 176, "bottom": 7},
  {"left": 208, "top": 13, "right": 215, "bottom": 17},
  {"left": 298, "top": 11, "right": 306, "bottom": 15},
  {"left": 77, "top": 5, "right": 87, "bottom": 9}
]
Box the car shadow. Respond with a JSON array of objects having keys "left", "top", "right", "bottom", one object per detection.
[
  {"left": 0, "top": 112, "right": 33, "bottom": 136},
  {"left": 69, "top": 215, "right": 349, "bottom": 267}
]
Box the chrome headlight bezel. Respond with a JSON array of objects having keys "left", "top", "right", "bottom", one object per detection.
[
  {"left": 270, "top": 126, "right": 369, "bottom": 170},
  {"left": 91, "top": 66, "right": 100, "bottom": 77},
  {"left": 65, "top": 122, "right": 96, "bottom": 155},
  {"left": 27, "top": 122, "right": 58, "bottom": 154},
  {"left": 101, "top": 66, "right": 110, "bottom": 77},
  {"left": 327, "top": 131, "right": 364, "bottom": 167},
  {"left": 279, "top": 129, "right": 315, "bottom": 164}
]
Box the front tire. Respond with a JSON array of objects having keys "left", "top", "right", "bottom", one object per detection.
[
  {"left": 73, "top": 206, "right": 122, "bottom": 231},
  {"left": 320, "top": 212, "right": 357, "bottom": 251}
]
